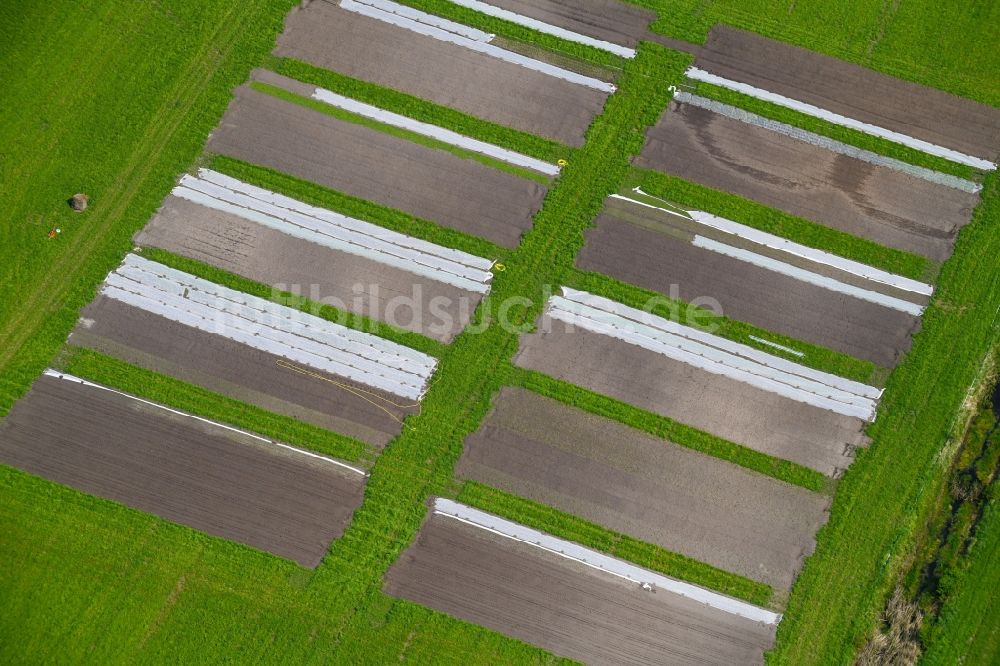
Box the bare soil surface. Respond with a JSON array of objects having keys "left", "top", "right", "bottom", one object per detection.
[
  {"left": 0, "top": 374, "right": 364, "bottom": 567},
  {"left": 697, "top": 26, "right": 1000, "bottom": 162},
  {"left": 137, "top": 196, "right": 481, "bottom": 342},
  {"left": 514, "top": 322, "right": 867, "bottom": 476},
  {"left": 637, "top": 100, "right": 978, "bottom": 261},
  {"left": 206, "top": 86, "right": 545, "bottom": 248},
  {"left": 577, "top": 201, "right": 921, "bottom": 367},
  {"left": 274, "top": 1, "right": 607, "bottom": 146},
  {"left": 72, "top": 297, "right": 416, "bottom": 448},
  {"left": 384, "top": 511, "right": 776, "bottom": 665},
  {"left": 457, "top": 387, "right": 829, "bottom": 589},
  {"left": 484, "top": 0, "right": 655, "bottom": 47}
]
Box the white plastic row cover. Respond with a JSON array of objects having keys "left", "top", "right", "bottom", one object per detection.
[
  {"left": 174, "top": 170, "right": 493, "bottom": 294},
  {"left": 445, "top": 0, "right": 637, "bottom": 59},
  {"left": 310, "top": 88, "right": 559, "bottom": 175},
  {"left": 549, "top": 288, "right": 880, "bottom": 420},
  {"left": 433, "top": 498, "right": 782, "bottom": 625},
  {"left": 341, "top": 0, "right": 615, "bottom": 93},
  {"left": 691, "top": 236, "right": 925, "bottom": 316},
  {"left": 618, "top": 192, "right": 934, "bottom": 296},
  {"left": 685, "top": 67, "right": 996, "bottom": 172},
  {"left": 102, "top": 254, "right": 437, "bottom": 400}
]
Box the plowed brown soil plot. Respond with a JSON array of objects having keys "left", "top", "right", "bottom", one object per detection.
[
  {"left": 0, "top": 374, "right": 364, "bottom": 567},
  {"left": 637, "top": 100, "right": 978, "bottom": 261},
  {"left": 458, "top": 387, "right": 828, "bottom": 589},
  {"left": 385, "top": 511, "right": 775, "bottom": 665},
  {"left": 483, "top": 0, "right": 654, "bottom": 47},
  {"left": 137, "top": 196, "right": 482, "bottom": 342},
  {"left": 697, "top": 26, "right": 1000, "bottom": 163},
  {"left": 274, "top": 1, "right": 607, "bottom": 147},
  {"left": 207, "top": 85, "right": 544, "bottom": 248},
  {"left": 71, "top": 297, "right": 415, "bottom": 448},
  {"left": 577, "top": 197, "right": 922, "bottom": 366},
  {"left": 515, "top": 321, "right": 867, "bottom": 476}
]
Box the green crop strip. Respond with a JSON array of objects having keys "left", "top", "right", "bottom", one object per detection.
[
  {"left": 137, "top": 247, "right": 448, "bottom": 359},
  {"left": 565, "top": 268, "right": 883, "bottom": 385},
  {"left": 505, "top": 365, "right": 829, "bottom": 493},
  {"left": 208, "top": 155, "right": 507, "bottom": 261},
  {"left": 455, "top": 481, "right": 774, "bottom": 607},
  {"left": 684, "top": 80, "right": 981, "bottom": 181},
  {"left": 268, "top": 57, "right": 572, "bottom": 164},
  {"left": 56, "top": 347, "right": 371, "bottom": 464},
  {"left": 249, "top": 81, "right": 550, "bottom": 185},
  {"left": 629, "top": 168, "right": 936, "bottom": 282}
]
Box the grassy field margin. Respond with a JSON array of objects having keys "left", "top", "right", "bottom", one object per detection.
[{"left": 768, "top": 173, "right": 1000, "bottom": 663}]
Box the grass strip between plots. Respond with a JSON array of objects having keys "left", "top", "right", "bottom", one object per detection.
[
  {"left": 207, "top": 155, "right": 507, "bottom": 262},
  {"left": 455, "top": 480, "right": 774, "bottom": 607},
  {"left": 249, "top": 81, "right": 550, "bottom": 184},
  {"left": 137, "top": 247, "right": 448, "bottom": 359},
  {"left": 56, "top": 347, "right": 372, "bottom": 464},
  {"left": 268, "top": 57, "right": 572, "bottom": 164},
  {"left": 297, "top": 44, "right": 698, "bottom": 657},
  {"left": 505, "top": 364, "right": 829, "bottom": 493},
  {"left": 628, "top": 168, "right": 936, "bottom": 283},
  {"left": 684, "top": 79, "right": 981, "bottom": 181},
  {"left": 392, "top": 0, "right": 625, "bottom": 71},
  {"left": 564, "top": 268, "right": 883, "bottom": 386}
]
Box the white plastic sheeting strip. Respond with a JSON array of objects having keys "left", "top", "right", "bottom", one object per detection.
[
  {"left": 44, "top": 370, "right": 367, "bottom": 476},
  {"left": 101, "top": 254, "right": 437, "bottom": 400},
  {"left": 433, "top": 498, "right": 781, "bottom": 625},
  {"left": 445, "top": 0, "right": 636, "bottom": 58},
  {"left": 616, "top": 192, "right": 934, "bottom": 297},
  {"left": 560, "top": 287, "right": 880, "bottom": 400},
  {"left": 550, "top": 289, "right": 880, "bottom": 419},
  {"left": 310, "top": 88, "right": 558, "bottom": 175},
  {"left": 352, "top": 0, "right": 494, "bottom": 41},
  {"left": 341, "top": 0, "right": 615, "bottom": 93},
  {"left": 748, "top": 336, "right": 805, "bottom": 357},
  {"left": 685, "top": 67, "right": 996, "bottom": 172},
  {"left": 692, "top": 236, "right": 925, "bottom": 316},
  {"left": 173, "top": 170, "right": 493, "bottom": 294}
]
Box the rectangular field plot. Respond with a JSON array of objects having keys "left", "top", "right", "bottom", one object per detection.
[
  {"left": 138, "top": 170, "right": 493, "bottom": 342},
  {"left": 206, "top": 78, "right": 545, "bottom": 248},
  {"left": 71, "top": 255, "right": 437, "bottom": 448},
  {"left": 274, "top": 0, "right": 608, "bottom": 146},
  {"left": 385, "top": 500, "right": 777, "bottom": 665},
  {"left": 0, "top": 372, "right": 365, "bottom": 567},
  {"left": 458, "top": 386, "right": 829, "bottom": 590},
  {"left": 637, "top": 96, "right": 980, "bottom": 261},
  {"left": 694, "top": 26, "right": 1000, "bottom": 168},
  {"left": 578, "top": 194, "right": 927, "bottom": 366},
  {"left": 448, "top": 0, "right": 655, "bottom": 54},
  {"left": 514, "top": 289, "right": 879, "bottom": 476}
]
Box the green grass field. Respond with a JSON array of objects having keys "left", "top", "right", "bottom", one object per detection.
[{"left": 2, "top": 0, "right": 999, "bottom": 663}]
